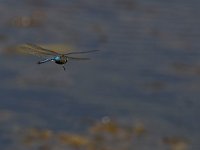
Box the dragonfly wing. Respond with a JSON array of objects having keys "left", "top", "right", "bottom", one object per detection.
[
  {"left": 18, "top": 44, "right": 59, "bottom": 57},
  {"left": 64, "top": 50, "right": 100, "bottom": 55},
  {"left": 26, "top": 43, "right": 59, "bottom": 55},
  {"left": 18, "top": 45, "right": 50, "bottom": 57},
  {"left": 68, "top": 56, "right": 90, "bottom": 60}
]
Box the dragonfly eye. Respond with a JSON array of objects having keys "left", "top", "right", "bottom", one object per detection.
[{"left": 55, "top": 56, "right": 60, "bottom": 60}]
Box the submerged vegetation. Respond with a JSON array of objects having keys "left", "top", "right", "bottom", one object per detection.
[{"left": 18, "top": 118, "right": 188, "bottom": 150}]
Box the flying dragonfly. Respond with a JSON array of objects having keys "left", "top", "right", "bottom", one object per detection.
[{"left": 19, "top": 43, "right": 99, "bottom": 70}]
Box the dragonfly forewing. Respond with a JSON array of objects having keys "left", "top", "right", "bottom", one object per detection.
[
  {"left": 18, "top": 44, "right": 59, "bottom": 58},
  {"left": 26, "top": 43, "right": 59, "bottom": 55}
]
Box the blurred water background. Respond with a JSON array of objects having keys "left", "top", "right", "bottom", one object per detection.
[{"left": 0, "top": 0, "right": 200, "bottom": 150}]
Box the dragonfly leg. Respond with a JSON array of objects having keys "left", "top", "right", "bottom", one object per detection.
[{"left": 62, "top": 65, "right": 66, "bottom": 71}]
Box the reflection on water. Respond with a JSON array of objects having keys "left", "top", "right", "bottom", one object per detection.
[{"left": 0, "top": 0, "right": 200, "bottom": 150}]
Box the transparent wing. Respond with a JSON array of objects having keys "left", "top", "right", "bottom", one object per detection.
[
  {"left": 26, "top": 43, "right": 59, "bottom": 55},
  {"left": 64, "top": 50, "right": 100, "bottom": 55},
  {"left": 68, "top": 56, "right": 90, "bottom": 60},
  {"left": 18, "top": 43, "right": 59, "bottom": 57}
]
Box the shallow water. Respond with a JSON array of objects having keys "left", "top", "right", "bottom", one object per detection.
[{"left": 0, "top": 0, "right": 200, "bottom": 149}]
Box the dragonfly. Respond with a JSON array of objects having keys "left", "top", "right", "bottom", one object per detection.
[{"left": 19, "top": 43, "right": 99, "bottom": 70}]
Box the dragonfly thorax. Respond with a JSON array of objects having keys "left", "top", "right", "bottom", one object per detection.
[{"left": 54, "top": 55, "right": 68, "bottom": 64}]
